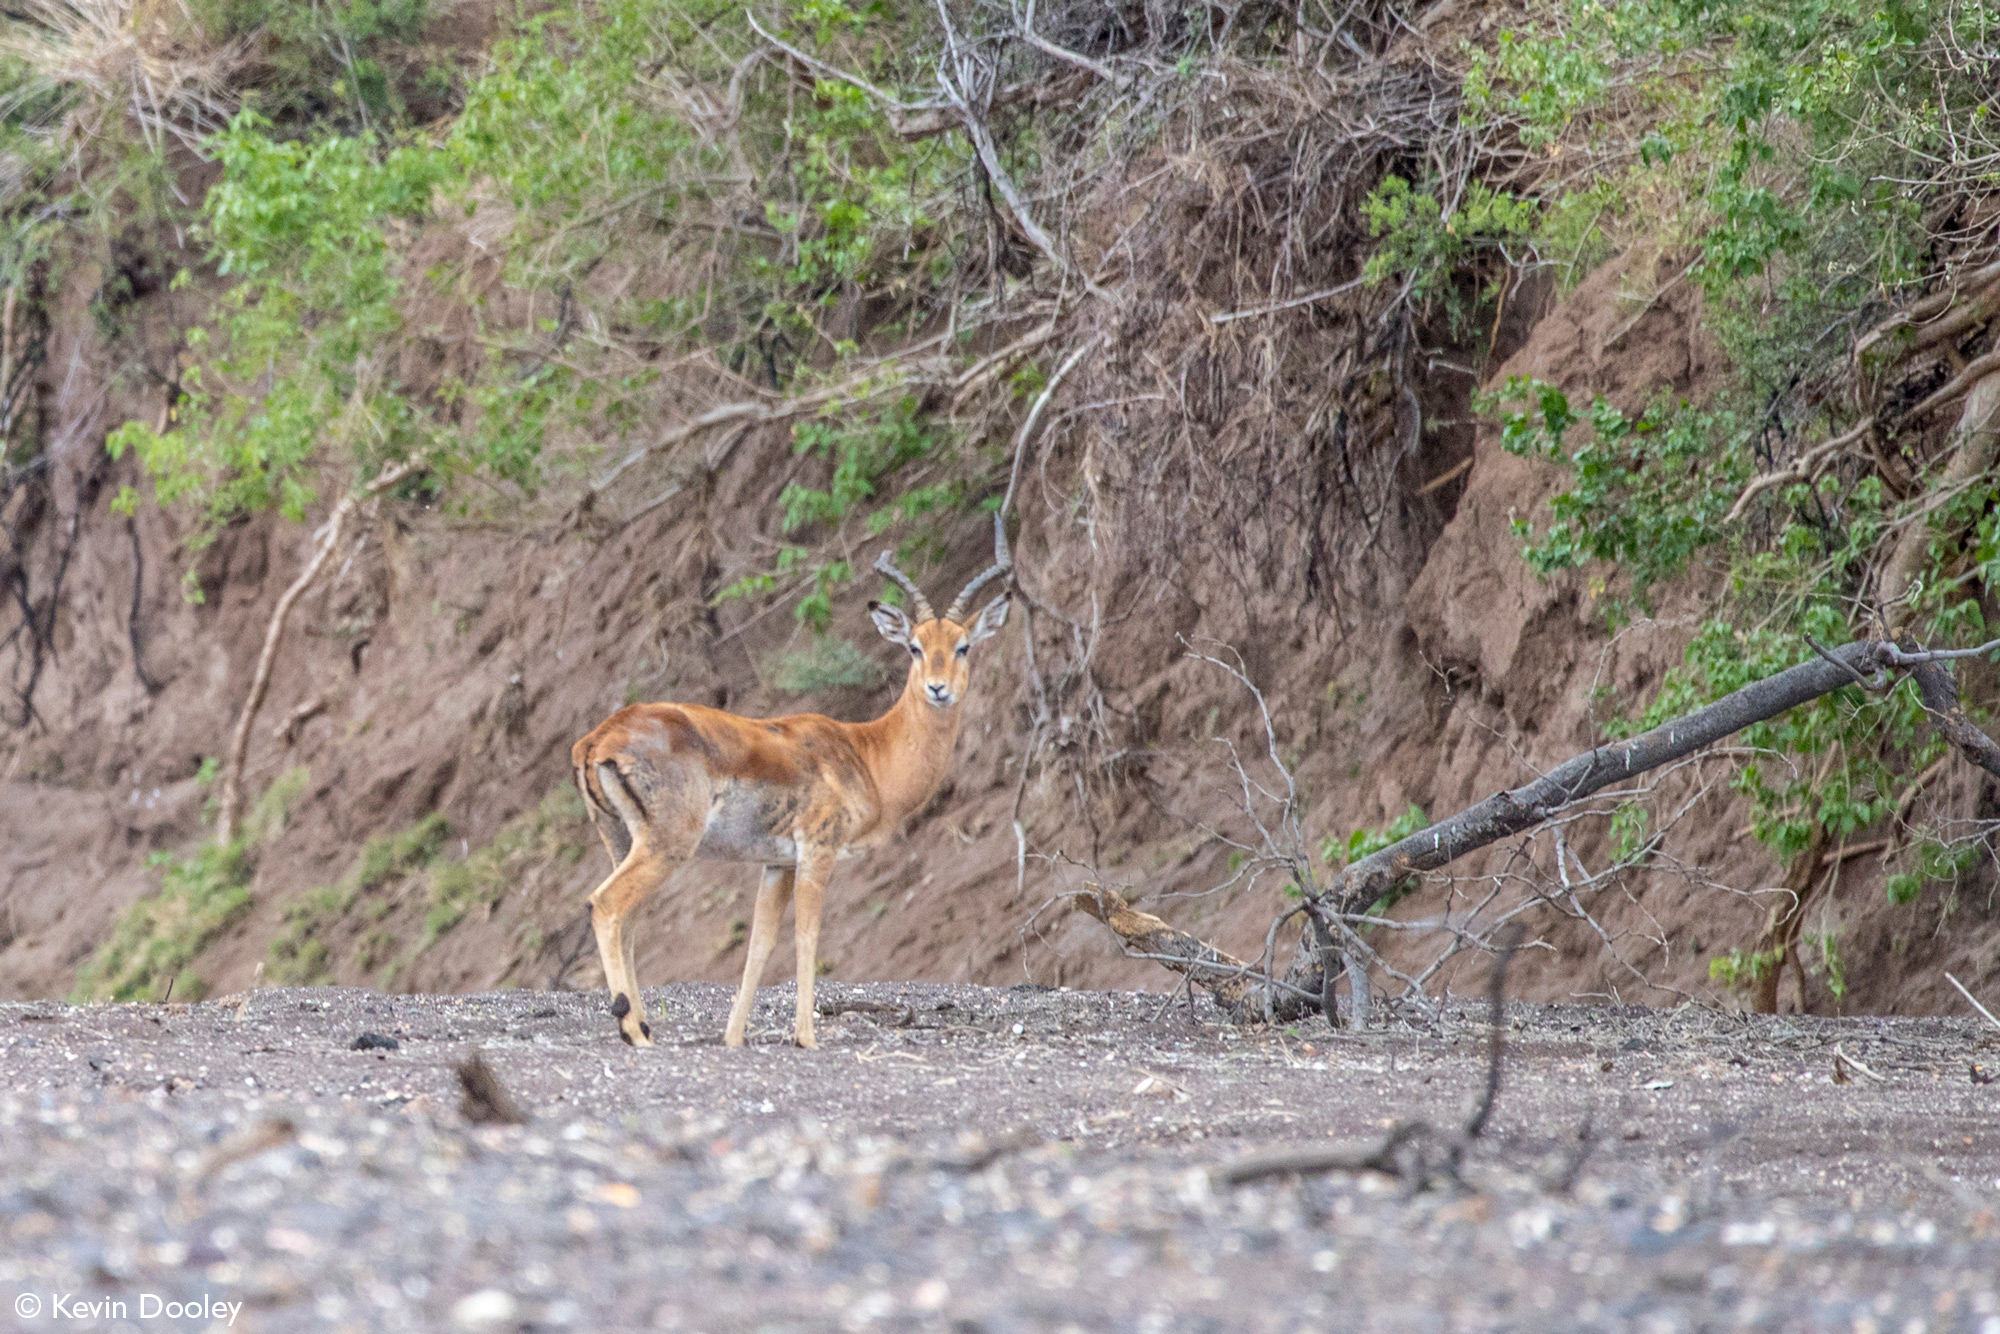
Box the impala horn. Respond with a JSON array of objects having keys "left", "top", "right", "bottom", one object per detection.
[
  {"left": 944, "top": 513, "right": 1013, "bottom": 623},
  {"left": 872, "top": 549, "right": 935, "bottom": 622}
]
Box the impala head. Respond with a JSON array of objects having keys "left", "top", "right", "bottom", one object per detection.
[{"left": 868, "top": 515, "right": 1012, "bottom": 710}]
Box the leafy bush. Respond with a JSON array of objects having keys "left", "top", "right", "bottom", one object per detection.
[
  {"left": 1362, "top": 175, "right": 1536, "bottom": 332},
  {"left": 1484, "top": 378, "right": 1745, "bottom": 622},
  {"left": 770, "top": 636, "right": 886, "bottom": 694},
  {"left": 106, "top": 110, "right": 464, "bottom": 570}
]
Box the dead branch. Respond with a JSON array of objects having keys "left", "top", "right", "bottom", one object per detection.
[
  {"left": 1904, "top": 651, "right": 2000, "bottom": 779},
  {"left": 575, "top": 347, "right": 966, "bottom": 514},
  {"left": 1013, "top": 0, "right": 1121, "bottom": 86},
  {"left": 1725, "top": 415, "right": 1874, "bottom": 523},
  {"left": 1945, "top": 972, "right": 2000, "bottom": 1033},
  {"left": 1085, "top": 635, "right": 2000, "bottom": 1021},
  {"left": 214, "top": 460, "right": 420, "bottom": 846},
  {"left": 1220, "top": 929, "right": 1519, "bottom": 1189},
  {"left": 1000, "top": 333, "right": 1099, "bottom": 519},
  {"left": 1069, "top": 884, "right": 1259, "bottom": 1010},
  {"left": 1322, "top": 639, "right": 1901, "bottom": 918}
]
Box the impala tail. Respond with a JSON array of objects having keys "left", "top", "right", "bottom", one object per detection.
[{"left": 572, "top": 732, "right": 648, "bottom": 866}]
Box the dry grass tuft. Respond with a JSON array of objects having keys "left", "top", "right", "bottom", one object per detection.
[{"left": 0, "top": 0, "right": 242, "bottom": 154}]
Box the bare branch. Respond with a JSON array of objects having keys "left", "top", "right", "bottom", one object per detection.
[
  {"left": 1325, "top": 639, "right": 1897, "bottom": 915},
  {"left": 215, "top": 459, "right": 421, "bottom": 846}
]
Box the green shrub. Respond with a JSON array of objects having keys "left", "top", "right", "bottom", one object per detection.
[
  {"left": 192, "top": 0, "right": 439, "bottom": 131},
  {"left": 770, "top": 636, "right": 886, "bottom": 694}
]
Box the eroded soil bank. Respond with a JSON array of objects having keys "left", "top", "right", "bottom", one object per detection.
[{"left": 4, "top": 984, "right": 1999, "bottom": 1331}]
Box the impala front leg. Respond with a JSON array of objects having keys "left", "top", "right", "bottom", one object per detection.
[
  {"left": 791, "top": 847, "right": 836, "bottom": 1049},
  {"left": 723, "top": 865, "right": 794, "bottom": 1047}
]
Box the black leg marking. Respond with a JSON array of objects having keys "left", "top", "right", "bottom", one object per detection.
[
  {"left": 611, "top": 993, "right": 631, "bottom": 1020},
  {"left": 618, "top": 1028, "right": 634, "bottom": 1047},
  {"left": 639, "top": 1021, "right": 652, "bottom": 1039}
]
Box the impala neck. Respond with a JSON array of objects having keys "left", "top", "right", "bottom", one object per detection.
[{"left": 856, "top": 672, "right": 965, "bottom": 821}]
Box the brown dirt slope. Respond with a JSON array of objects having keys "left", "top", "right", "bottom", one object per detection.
[{"left": 1, "top": 233, "right": 1996, "bottom": 1016}]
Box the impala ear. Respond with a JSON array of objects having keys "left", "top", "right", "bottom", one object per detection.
[
  {"left": 968, "top": 592, "right": 1010, "bottom": 644},
  {"left": 868, "top": 599, "right": 914, "bottom": 646}
]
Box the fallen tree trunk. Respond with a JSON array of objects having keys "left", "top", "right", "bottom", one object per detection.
[
  {"left": 1321, "top": 638, "right": 1892, "bottom": 918},
  {"left": 1080, "top": 637, "right": 2000, "bottom": 1022}
]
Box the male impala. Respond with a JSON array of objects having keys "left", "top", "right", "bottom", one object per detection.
[{"left": 570, "top": 518, "right": 1011, "bottom": 1048}]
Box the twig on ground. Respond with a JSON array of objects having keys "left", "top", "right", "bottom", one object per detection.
[
  {"left": 927, "top": 1128, "right": 1039, "bottom": 1173},
  {"left": 1831, "top": 1043, "right": 1889, "bottom": 1084},
  {"left": 1217, "top": 929, "right": 1521, "bottom": 1191},
  {"left": 1945, "top": 972, "right": 2000, "bottom": 1034}
]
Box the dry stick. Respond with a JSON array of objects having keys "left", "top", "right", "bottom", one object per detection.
[
  {"left": 742, "top": 11, "right": 1076, "bottom": 142},
  {"left": 1462, "top": 925, "right": 1521, "bottom": 1143},
  {"left": 1219, "top": 929, "right": 1521, "bottom": 1188},
  {"left": 1209, "top": 275, "right": 1366, "bottom": 326},
  {"left": 1000, "top": 334, "right": 1099, "bottom": 521},
  {"left": 944, "top": 81, "right": 1074, "bottom": 284},
  {"left": 580, "top": 340, "right": 984, "bottom": 512},
  {"left": 1725, "top": 414, "right": 1875, "bottom": 523},
  {"left": 1879, "top": 371, "right": 2000, "bottom": 620},
  {"left": 1415, "top": 455, "right": 1474, "bottom": 496},
  {"left": 214, "top": 460, "right": 419, "bottom": 846},
  {"left": 1070, "top": 885, "right": 1257, "bottom": 1009},
  {"left": 1902, "top": 346, "right": 2000, "bottom": 422},
  {"left": 1014, "top": 0, "right": 1121, "bottom": 85},
  {"left": 1852, "top": 257, "right": 2000, "bottom": 369},
  {"left": 1945, "top": 972, "right": 2000, "bottom": 1034}
]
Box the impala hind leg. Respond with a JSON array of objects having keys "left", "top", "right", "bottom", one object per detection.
[
  {"left": 588, "top": 847, "right": 679, "bottom": 1047},
  {"left": 723, "top": 865, "right": 795, "bottom": 1047}
]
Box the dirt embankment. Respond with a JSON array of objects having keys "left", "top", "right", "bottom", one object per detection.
[
  {"left": 4, "top": 983, "right": 1999, "bottom": 1330},
  {"left": 1, "top": 215, "right": 1996, "bottom": 1013}
]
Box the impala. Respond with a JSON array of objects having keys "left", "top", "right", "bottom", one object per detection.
[{"left": 570, "top": 518, "right": 1012, "bottom": 1048}]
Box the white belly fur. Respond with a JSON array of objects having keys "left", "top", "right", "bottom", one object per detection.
[
  {"left": 691, "top": 782, "right": 870, "bottom": 865},
  {"left": 695, "top": 796, "right": 797, "bottom": 863}
]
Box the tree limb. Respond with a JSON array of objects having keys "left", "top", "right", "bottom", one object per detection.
[
  {"left": 215, "top": 460, "right": 420, "bottom": 847},
  {"left": 1904, "top": 652, "right": 2000, "bottom": 779},
  {"left": 1323, "top": 639, "right": 1896, "bottom": 915},
  {"left": 1077, "top": 637, "right": 2000, "bottom": 1020}
]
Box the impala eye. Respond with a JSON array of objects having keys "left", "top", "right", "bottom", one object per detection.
[
  {"left": 908, "top": 644, "right": 922, "bottom": 657},
  {"left": 954, "top": 642, "right": 969, "bottom": 657}
]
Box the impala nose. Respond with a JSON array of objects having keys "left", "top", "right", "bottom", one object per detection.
[{"left": 926, "top": 682, "right": 955, "bottom": 706}]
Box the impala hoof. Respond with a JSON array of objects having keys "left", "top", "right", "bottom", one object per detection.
[{"left": 610, "top": 993, "right": 653, "bottom": 1046}]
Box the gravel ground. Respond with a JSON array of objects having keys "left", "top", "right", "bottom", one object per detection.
[{"left": 4, "top": 983, "right": 2000, "bottom": 1332}]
